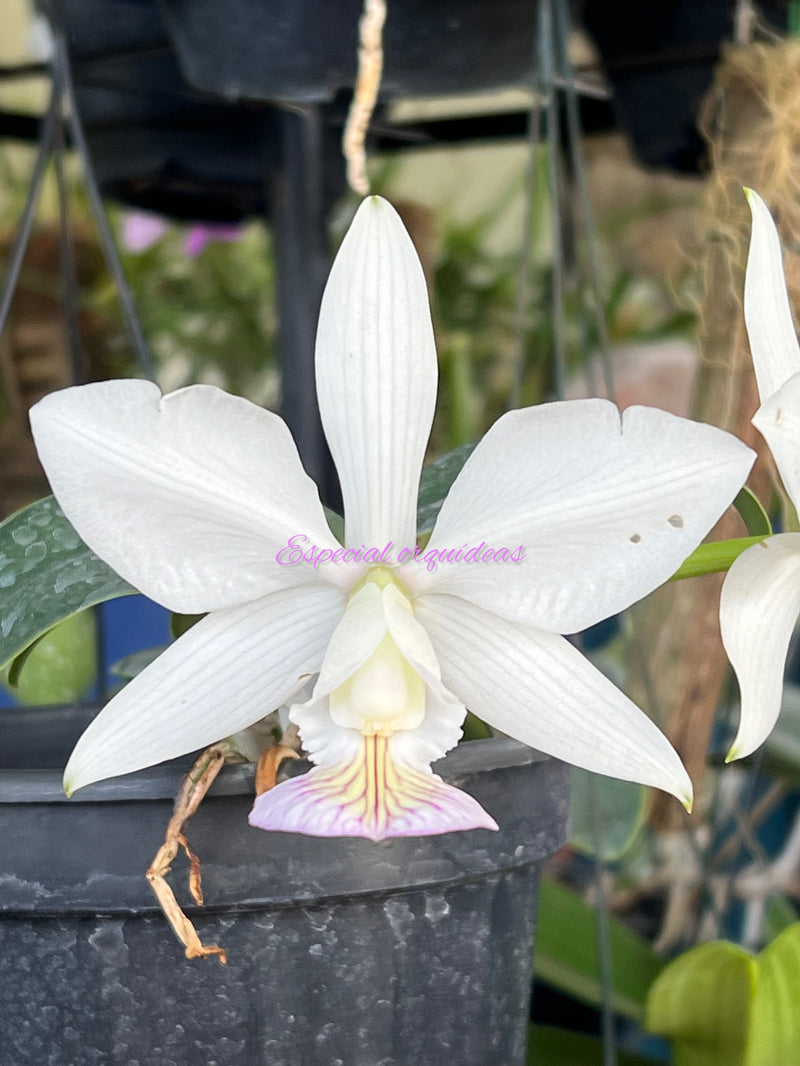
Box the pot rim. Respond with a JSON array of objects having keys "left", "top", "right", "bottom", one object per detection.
[{"left": 0, "top": 734, "right": 548, "bottom": 804}]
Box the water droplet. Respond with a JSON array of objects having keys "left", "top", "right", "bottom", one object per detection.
[
  {"left": 629, "top": 533, "right": 641, "bottom": 544},
  {"left": 24, "top": 542, "right": 47, "bottom": 564},
  {"left": 668, "top": 515, "right": 684, "bottom": 528},
  {"left": 12, "top": 526, "right": 37, "bottom": 547},
  {"left": 52, "top": 527, "right": 80, "bottom": 551}
]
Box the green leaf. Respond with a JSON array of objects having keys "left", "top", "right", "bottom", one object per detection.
[
  {"left": 534, "top": 878, "right": 665, "bottom": 1020},
  {"left": 527, "top": 1025, "right": 657, "bottom": 1066},
  {"left": 170, "top": 613, "right": 205, "bottom": 640},
  {"left": 748, "top": 923, "right": 800, "bottom": 1065},
  {"left": 324, "top": 506, "right": 345, "bottom": 544},
  {"left": 645, "top": 941, "right": 755, "bottom": 1066},
  {"left": 733, "top": 486, "right": 773, "bottom": 537},
  {"left": 671, "top": 536, "right": 768, "bottom": 581},
  {"left": 460, "top": 711, "right": 492, "bottom": 741},
  {"left": 3, "top": 610, "right": 98, "bottom": 705},
  {"left": 764, "top": 897, "right": 799, "bottom": 944},
  {"left": 6, "top": 633, "right": 46, "bottom": 687},
  {"left": 647, "top": 925, "right": 800, "bottom": 1066},
  {"left": 0, "top": 497, "right": 136, "bottom": 671},
  {"left": 568, "top": 768, "right": 646, "bottom": 862},
  {"left": 110, "top": 645, "right": 167, "bottom": 681},
  {"left": 416, "top": 442, "right": 476, "bottom": 535}
]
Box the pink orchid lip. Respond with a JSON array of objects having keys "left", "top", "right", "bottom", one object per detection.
[{"left": 248, "top": 734, "right": 498, "bottom": 841}]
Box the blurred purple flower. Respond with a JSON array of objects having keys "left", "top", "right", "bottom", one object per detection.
[
  {"left": 184, "top": 224, "right": 241, "bottom": 258},
  {"left": 122, "top": 213, "right": 168, "bottom": 253},
  {"left": 122, "top": 212, "right": 241, "bottom": 258}
]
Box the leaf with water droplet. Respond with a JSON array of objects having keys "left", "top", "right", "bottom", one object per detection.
[{"left": 0, "top": 496, "right": 135, "bottom": 671}]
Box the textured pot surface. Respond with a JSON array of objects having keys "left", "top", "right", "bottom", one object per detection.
[{"left": 0, "top": 719, "right": 568, "bottom": 1066}]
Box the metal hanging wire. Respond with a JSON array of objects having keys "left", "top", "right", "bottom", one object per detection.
[
  {"left": 512, "top": 0, "right": 615, "bottom": 410},
  {"left": 513, "top": 4, "right": 619, "bottom": 1064},
  {"left": 0, "top": 22, "right": 156, "bottom": 383},
  {"left": 0, "top": 18, "right": 158, "bottom": 703}
]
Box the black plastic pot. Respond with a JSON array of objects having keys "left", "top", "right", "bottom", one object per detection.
[
  {"left": 159, "top": 0, "right": 542, "bottom": 103},
  {"left": 0, "top": 707, "right": 567, "bottom": 1066},
  {"left": 581, "top": 0, "right": 789, "bottom": 172},
  {"left": 48, "top": 0, "right": 279, "bottom": 222}
]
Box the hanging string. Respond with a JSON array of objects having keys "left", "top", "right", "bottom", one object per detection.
[{"left": 343, "top": 0, "right": 387, "bottom": 196}]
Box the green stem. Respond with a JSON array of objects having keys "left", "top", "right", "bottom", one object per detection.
[{"left": 670, "top": 535, "right": 769, "bottom": 581}]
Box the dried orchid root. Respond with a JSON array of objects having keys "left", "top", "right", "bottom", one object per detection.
[
  {"left": 342, "top": 0, "right": 386, "bottom": 195},
  {"left": 146, "top": 742, "right": 234, "bottom": 965},
  {"left": 255, "top": 743, "right": 300, "bottom": 795}
]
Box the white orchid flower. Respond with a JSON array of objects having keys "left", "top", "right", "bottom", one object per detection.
[
  {"left": 30, "top": 197, "right": 754, "bottom": 840},
  {"left": 720, "top": 189, "right": 800, "bottom": 761}
]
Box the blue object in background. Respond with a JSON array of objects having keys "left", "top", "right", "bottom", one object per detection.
[{"left": 100, "top": 595, "right": 172, "bottom": 696}]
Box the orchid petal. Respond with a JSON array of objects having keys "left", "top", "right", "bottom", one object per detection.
[
  {"left": 416, "top": 593, "right": 693, "bottom": 806},
  {"left": 312, "top": 582, "right": 387, "bottom": 697},
  {"left": 753, "top": 373, "right": 800, "bottom": 513},
  {"left": 315, "top": 197, "right": 437, "bottom": 550},
  {"left": 405, "top": 401, "right": 754, "bottom": 634},
  {"left": 744, "top": 189, "right": 800, "bottom": 402},
  {"left": 720, "top": 533, "right": 800, "bottom": 761},
  {"left": 30, "top": 381, "right": 346, "bottom": 614},
  {"left": 64, "top": 583, "right": 344, "bottom": 793},
  {"left": 249, "top": 733, "right": 497, "bottom": 840}
]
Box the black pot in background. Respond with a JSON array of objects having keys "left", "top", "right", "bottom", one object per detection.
[
  {"left": 158, "top": 0, "right": 542, "bottom": 103},
  {"left": 0, "top": 710, "right": 568, "bottom": 1066},
  {"left": 50, "top": 0, "right": 281, "bottom": 222}
]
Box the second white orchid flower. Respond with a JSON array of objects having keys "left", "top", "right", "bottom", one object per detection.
[
  {"left": 30, "top": 197, "right": 754, "bottom": 840},
  {"left": 720, "top": 190, "right": 800, "bottom": 761}
]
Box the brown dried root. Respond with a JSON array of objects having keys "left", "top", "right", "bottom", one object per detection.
[
  {"left": 342, "top": 0, "right": 386, "bottom": 195},
  {"left": 147, "top": 739, "right": 303, "bottom": 963},
  {"left": 146, "top": 742, "right": 235, "bottom": 964},
  {"left": 255, "top": 744, "right": 300, "bottom": 795}
]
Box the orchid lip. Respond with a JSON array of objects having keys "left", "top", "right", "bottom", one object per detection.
[{"left": 249, "top": 734, "right": 499, "bottom": 840}]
